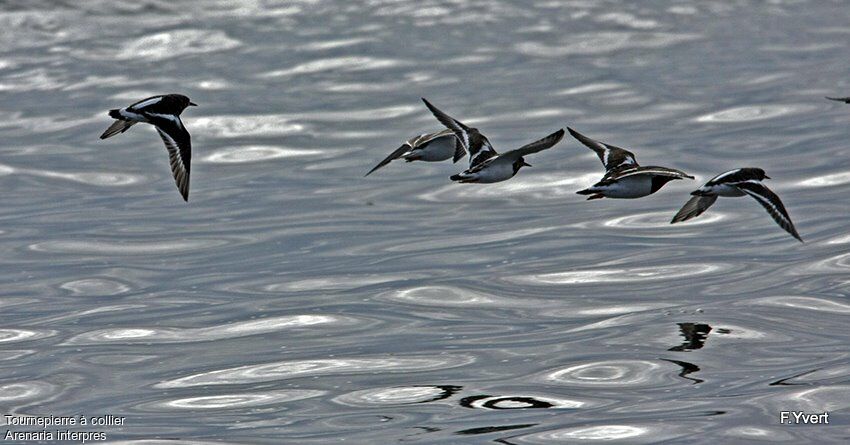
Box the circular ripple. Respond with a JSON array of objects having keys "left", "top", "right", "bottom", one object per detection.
[
  {"left": 379, "top": 286, "right": 498, "bottom": 307},
  {"left": 333, "top": 385, "right": 461, "bottom": 407},
  {"left": 152, "top": 390, "right": 325, "bottom": 410},
  {"left": 460, "top": 394, "right": 583, "bottom": 410},
  {"left": 513, "top": 264, "right": 724, "bottom": 285},
  {"left": 521, "top": 425, "right": 650, "bottom": 442},
  {"left": 60, "top": 278, "right": 131, "bottom": 296},
  {"left": 203, "top": 146, "right": 324, "bottom": 164},
  {"left": 0, "top": 381, "right": 56, "bottom": 402},
  {"left": 546, "top": 360, "right": 675, "bottom": 388},
  {"left": 695, "top": 105, "right": 812, "bottom": 122},
  {"left": 0, "top": 328, "right": 54, "bottom": 343},
  {"left": 604, "top": 211, "right": 725, "bottom": 229}
]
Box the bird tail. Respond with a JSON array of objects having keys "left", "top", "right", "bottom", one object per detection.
[
  {"left": 450, "top": 174, "right": 463, "bottom": 181},
  {"left": 576, "top": 188, "right": 595, "bottom": 195}
]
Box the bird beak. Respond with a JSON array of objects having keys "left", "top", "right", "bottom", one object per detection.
[
  {"left": 764, "top": 175, "right": 770, "bottom": 179},
  {"left": 189, "top": 102, "right": 198, "bottom": 106},
  {"left": 522, "top": 161, "right": 532, "bottom": 167}
]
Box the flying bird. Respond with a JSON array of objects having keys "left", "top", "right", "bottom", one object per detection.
[
  {"left": 364, "top": 129, "right": 464, "bottom": 177},
  {"left": 671, "top": 167, "right": 802, "bottom": 242},
  {"left": 422, "top": 98, "right": 564, "bottom": 183},
  {"left": 100, "top": 94, "right": 197, "bottom": 201},
  {"left": 569, "top": 127, "right": 693, "bottom": 200}
]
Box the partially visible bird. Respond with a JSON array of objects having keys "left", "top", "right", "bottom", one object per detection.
[
  {"left": 671, "top": 167, "right": 802, "bottom": 242},
  {"left": 569, "top": 127, "right": 693, "bottom": 200},
  {"left": 100, "top": 94, "right": 197, "bottom": 201},
  {"left": 422, "top": 98, "right": 564, "bottom": 184},
  {"left": 364, "top": 129, "right": 464, "bottom": 177}
]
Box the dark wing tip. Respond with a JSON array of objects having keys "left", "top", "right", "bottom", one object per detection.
[
  {"left": 826, "top": 96, "right": 850, "bottom": 103},
  {"left": 567, "top": 127, "right": 581, "bottom": 138}
]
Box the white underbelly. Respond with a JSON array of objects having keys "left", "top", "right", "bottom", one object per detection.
[
  {"left": 472, "top": 162, "right": 515, "bottom": 183},
  {"left": 599, "top": 175, "right": 653, "bottom": 198},
  {"left": 414, "top": 137, "right": 456, "bottom": 162}
]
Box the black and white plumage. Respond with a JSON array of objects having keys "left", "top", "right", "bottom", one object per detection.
[
  {"left": 569, "top": 127, "right": 693, "bottom": 200},
  {"left": 826, "top": 96, "right": 850, "bottom": 104},
  {"left": 671, "top": 168, "right": 802, "bottom": 242},
  {"left": 364, "top": 129, "right": 465, "bottom": 176},
  {"left": 422, "top": 98, "right": 564, "bottom": 183},
  {"left": 100, "top": 94, "right": 197, "bottom": 201}
]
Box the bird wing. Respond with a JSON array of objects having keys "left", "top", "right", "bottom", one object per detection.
[
  {"left": 153, "top": 115, "right": 192, "bottom": 201},
  {"left": 99, "top": 120, "right": 136, "bottom": 139},
  {"left": 826, "top": 96, "right": 850, "bottom": 104},
  {"left": 671, "top": 195, "right": 717, "bottom": 223},
  {"left": 735, "top": 181, "right": 802, "bottom": 242},
  {"left": 501, "top": 128, "right": 565, "bottom": 162},
  {"left": 605, "top": 165, "right": 694, "bottom": 181},
  {"left": 421, "top": 98, "right": 495, "bottom": 168},
  {"left": 364, "top": 144, "right": 411, "bottom": 177},
  {"left": 567, "top": 127, "right": 637, "bottom": 171}
]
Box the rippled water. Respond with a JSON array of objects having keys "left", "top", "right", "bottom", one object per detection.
[{"left": 2, "top": 0, "right": 850, "bottom": 443}]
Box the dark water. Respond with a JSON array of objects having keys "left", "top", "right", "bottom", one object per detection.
[{"left": 2, "top": 0, "right": 850, "bottom": 443}]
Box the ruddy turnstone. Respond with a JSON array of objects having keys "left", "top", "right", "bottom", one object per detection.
[
  {"left": 826, "top": 96, "right": 850, "bottom": 103},
  {"left": 671, "top": 167, "right": 802, "bottom": 242},
  {"left": 569, "top": 127, "right": 694, "bottom": 199},
  {"left": 364, "top": 129, "right": 464, "bottom": 176},
  {"left": 422, "top": 98, "right": 564, "bottom": 183},
  {"left": 100, "top": 94, "right": 197, "bottom": 201}
]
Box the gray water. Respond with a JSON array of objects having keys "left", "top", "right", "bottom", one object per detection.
[{"left": 2, "top": 0, "right": 850, "bottom": 443}]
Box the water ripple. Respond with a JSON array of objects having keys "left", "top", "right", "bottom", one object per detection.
[
  {"left": 30, "top": 238, "right": 231, "bottom": 256},
  {"left": 0, "top": 329, "right": 55, "bottom": 344},
  {"left": 544, "top": 360, "right": 679, "bottom": 388},
  {"left": 333, "top": 385, "right": 461, "bottom": 407},
  {"left": 798, "top": 172, "right": 850, "bottom": 188},
  {"left": 203, "top": 146, "right": 325, "bottom": 164},
  {"left": 515, "top": 32, "right": 699, "bottom": 56},
  {"left": 512, "top": 264, "right": 725, "bottom": 285},
  {"left": 191, "top": 115, "right": 305, "bottom": 138},
  {"left": 156, "top": 354, "right": 476, "bottom": 388},
  {"left": 64, "top": 315, "right": 347, "bottom": 345},
  {"left": 695, "top": 104, "right": 815, "bottom": 122},
  {"left": 0, "top": 381, "right": 57, "bottom": 404},
  {"left": 604, "top": 211, "right": 725, "bottom": 229},
  {"left": 60, "top": 278, "right": 131, "bottom": 296},
  {"left": 116, "top": 30, "right": 241, "bottom": 60},
  {"left": 750, "top": 296, "right": 850, "bottom": 314},
  {"left": 150, "top": 389, "right": 326, "bottom": 410}
]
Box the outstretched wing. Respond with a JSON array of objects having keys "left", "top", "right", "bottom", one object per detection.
[
  {"left": 421, "top": 98, "right": 495, "bottom": 168},
  {"left": 735, "top": 181, "right": 802, "bottom": 242},
  {"left": 671, "top": 195, "right": 717, "bottom": 223},
  {"left": 153, "top": 116, "right": 192, "bottom": 202},
  {"left": 364, "top": 144, "right": 410, "bottom": 177},
  {"left": 501, "top": 128, "right": 565, "bottom": 162},
  {"left": 421, "top": 98, "right": 472, "bottom": 150},
  {"left": 99, "top": 120, "right": 136, "bottom": 139},
  {"left": 605, "top": 165, "right": 694, "bottom": 181},
  {"left": 567, "top": 127, "right": 637, "bottom": 171}
]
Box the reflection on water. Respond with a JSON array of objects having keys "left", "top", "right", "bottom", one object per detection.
[{"left": 2, "top": 0, "right": 849, "bottom": 443}]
